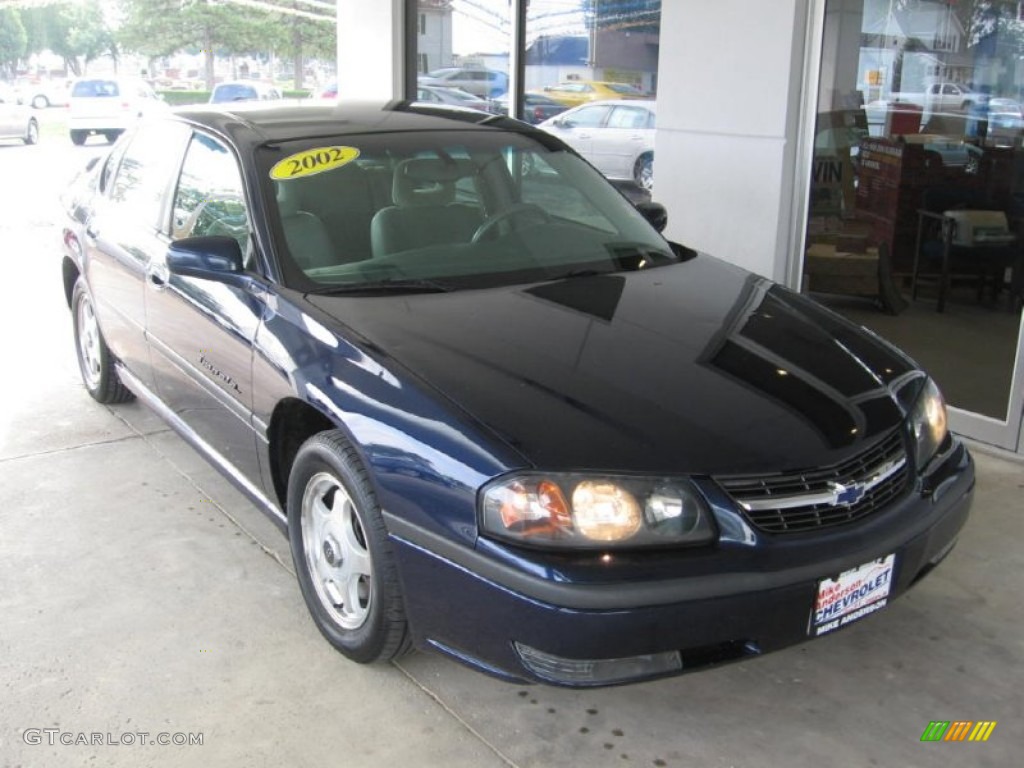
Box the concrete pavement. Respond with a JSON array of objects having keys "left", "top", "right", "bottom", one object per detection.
[{"left": 1, "top": 127, "right": 1021, "bottom": 768}]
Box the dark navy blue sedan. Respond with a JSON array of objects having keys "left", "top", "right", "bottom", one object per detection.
[{"left": 61, "top": 102, "right": 974, "bottom": 686}]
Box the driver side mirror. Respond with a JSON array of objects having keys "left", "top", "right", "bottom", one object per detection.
[
  {"left": 635, "top": 201, "right": 668, "bottom": 233},
  {"left": 166, "top": 236, "right": 245, "bottom": 284}
]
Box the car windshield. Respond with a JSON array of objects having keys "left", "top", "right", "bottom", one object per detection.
[{"left": 258, "top": 129, "right": 676, "bottom": 293}]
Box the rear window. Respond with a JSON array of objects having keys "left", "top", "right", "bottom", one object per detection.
[
  {"left": 606, "top": 83, "right": 644, "bottom": 95},
  {"left": 72, "top": 80, "right": 119, "bottom": 98},
  {"left": 213, "top": 84, "right": 257, "bottom": 102}
]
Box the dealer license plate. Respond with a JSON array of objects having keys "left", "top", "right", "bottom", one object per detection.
[{"left": 810, "top": 554, "right": 896, "bottom": 637}]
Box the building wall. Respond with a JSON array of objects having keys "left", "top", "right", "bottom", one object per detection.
[
  {"left": 418, "top": 8, "right": 452, "bottom": 72},
  {"left": 654, "top": 0, "right": 810, "bottom": 283}
]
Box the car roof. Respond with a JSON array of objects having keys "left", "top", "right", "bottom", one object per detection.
[
  {"left": 169, "top": 101, "right": 543, "bottom": 148},
  {"left": 565, "top": 99, "right": 656, "bottom": 110}
]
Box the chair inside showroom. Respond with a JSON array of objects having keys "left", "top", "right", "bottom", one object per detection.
[
  {"left": 911, "top": 186, "right": 1019, "bottom": 312},
  {"left": 370, "top": 158, "right": 483, "bottom": 257},
  {"left": 276, "top": 181, "right": 336, "bottom": 271}
]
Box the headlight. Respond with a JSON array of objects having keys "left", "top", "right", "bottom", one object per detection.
[
  {"left": 908, "top": 378, "right": 949, "bottom": 470},
  {"left": 480, "top": 473, "right": 716, "bottom": 549}
]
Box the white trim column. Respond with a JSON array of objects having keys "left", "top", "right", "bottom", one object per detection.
[
  {"left": 654, "top": 0, "right": 811, "bottom": 283},
  {"left": 336, "top": 0, "right": 407, "bottom": 100}
]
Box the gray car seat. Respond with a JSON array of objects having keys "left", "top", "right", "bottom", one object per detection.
[
  {"left": 370, "top": 158, "right": 482, "bottom": 257},
  {"left": 277, "top": 181, "right": 335, "bottom": 271}
]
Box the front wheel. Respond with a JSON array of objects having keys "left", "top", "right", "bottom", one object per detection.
[
  {"left": 70, "top": 130, "right": 87, "bottom": 146},
  {"left": 103, "top": 130, "right": 122, "bottom": 144},
  {"left": 634, "top": 153, "right": 654, "bottom": 191},
  {"left": 24, "top": 120, "right": 38, "bottom": 145},
  {"left": 71, "top": 278, "right": 134, "bottom": 404},
  {"left": 287, "top": 431, "right": 410, "bottom": 664},
  {"left": 32, "top": 95, "right": 49, "bottom": 109}
]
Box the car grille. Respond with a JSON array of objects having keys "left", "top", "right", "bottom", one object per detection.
[{"left": 714, "top": 429, "right": 910, "bottom": 533}]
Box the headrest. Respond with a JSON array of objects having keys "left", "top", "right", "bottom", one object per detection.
[
  {"left": 276, "top": 181, "right": 300, "bottom": 218},
  {"left": 392, "top": 158, "right": 470, "bottom": 206}
]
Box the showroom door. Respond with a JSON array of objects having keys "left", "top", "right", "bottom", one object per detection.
[{"left": 803, "top": 0, "right": 1024, "bottom": 452}]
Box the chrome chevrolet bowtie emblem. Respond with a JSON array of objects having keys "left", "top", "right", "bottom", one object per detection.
[{"left": 829, "top": 481, "right": 866, "bottom": 506}]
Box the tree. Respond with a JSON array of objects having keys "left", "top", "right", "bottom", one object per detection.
[
  {"left": 118, "top": 0, "right": 280, "bottom": 88},
  {"left": 0, "top": 6, "right": 27, "bottom": 78},
  {"left": 18, "top": 1, "right": 117, "bottom": 76},
  {"left": 280, "top": 3, "right": 335, "bottom": 90}
]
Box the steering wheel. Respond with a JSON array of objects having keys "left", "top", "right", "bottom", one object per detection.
[{"left": 471, "top": 203, "right": 552, "bottom": 243}]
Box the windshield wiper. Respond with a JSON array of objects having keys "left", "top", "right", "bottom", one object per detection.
[{"left": 308, "top": 278, "right": 454, "bottom": 295}]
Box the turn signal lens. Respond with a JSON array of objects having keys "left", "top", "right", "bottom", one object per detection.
[
  {"left": 571, "top": 481, "right": 642, "bottom": 541},
  {"left": 492, "top": 480, "right": 571, "bottom": 538},
  {"left": 480, "top": 473, "right": 716, "bottom": 550}
]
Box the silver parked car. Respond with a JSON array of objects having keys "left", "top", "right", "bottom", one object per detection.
[
  {"left": 0, "top": 84, "right": 39, "bottom": 145},
  {"left": 415, "top": 85, "right": 495, "bottom": 113},
  {"left": 539, "top": 99, "right": 656, "bottom": 190}
]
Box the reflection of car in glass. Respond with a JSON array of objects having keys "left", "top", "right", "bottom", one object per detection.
[
  {"left": 316, "top": 82, "right": 338, "bottom": 100},
  {"left": 0, "top": 84, "right": 39, "bottom": 145},
  {"left": 490, "top": 92, "right": 567, "bottom": 124},
  {"left": 68, "top": 77, "right": 167, "bottom": 145},
  {"left": 540, "top": 81, "right": 648, "bottom": 107},
  {"left": 210, "top": 81, "right": 283, "bottom": 104},
  {"left": 418, "top": 67, "right": 508, "bottom": 98},
  {"left": 61, "top": 102, "right": 974, "bottom": 688},
  {"left": 415, "top": 85, "right": 494, "bottom": 112},
  {"left": 539, "top": 99, "right": 656, "bottom": 189}
]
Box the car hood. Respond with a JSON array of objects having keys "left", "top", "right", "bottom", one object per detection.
[{"left": 307, "top": 256, "right": 917, "bottom": 475}]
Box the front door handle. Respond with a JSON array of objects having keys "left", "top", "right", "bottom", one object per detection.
[
  {"left": 85, "top": 222, "right": 99, "bottom": 239},
  {"left": 148, "top": 263, "right": 169, "bottom": 288}
]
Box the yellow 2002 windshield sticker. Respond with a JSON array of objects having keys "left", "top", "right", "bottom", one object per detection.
[{"left": 270, "top": 146, "right": 360, "bottom": 180}]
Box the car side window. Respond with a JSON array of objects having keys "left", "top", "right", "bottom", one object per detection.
[
  {"left": 569, "top": 106, "right": 611, "bottom": 128},
  {"left": 607, "top": 106, "right": 651, "bottom": 130},
  {"left": 172, "top": 133, "right": 251, "bottom": 256},
  {"left": 108, "top": 122, "right": 190, "bottom": 230},
  {"left": 100, "top": 140, "right": 130, "bottom": 194}
]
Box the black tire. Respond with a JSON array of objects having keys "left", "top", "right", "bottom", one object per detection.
[
  {"left": 32, "top": 95, "right": 49, "bottom": 109},
  {"left": 287, "top": 430, "right": 411, "bottom": 664},
  {"left": 71, "top": 278, "right": 134, "bottom": 404},
  {"left": 24, "top": 120, "right": 38, "bottom": 146},
  {"left": 103, "top": 130, "right": 122, "bottom": 144},
  {"left": 634, "top": 153, "right": 654, "bottom": 191},
  {"left": 70, "top": 130, "right": 87, "bottom": 146}
]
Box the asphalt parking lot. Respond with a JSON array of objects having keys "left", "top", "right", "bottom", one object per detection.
[{"left": 1, "top": 111, "right": 1022, "bottom": 767}]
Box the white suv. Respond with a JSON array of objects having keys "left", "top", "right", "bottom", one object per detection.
[{"left": 68, "top": 77, "right": 167, "bottom": 145}]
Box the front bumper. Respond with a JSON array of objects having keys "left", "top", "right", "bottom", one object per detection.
[{"left": 387, "top": 442, "right": 975, "bottom": 686}]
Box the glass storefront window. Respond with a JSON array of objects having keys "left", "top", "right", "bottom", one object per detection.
[
  {"left": 410, "top": 1, "right": 662, "bottom": 192},
  {"left": 413, "top": 0, "right": 510, "bottom": 110},
  {"left": 524, "top": 1, "right": 660, "bottom": 192},
  {"left": 806, "top": 0, "right": 1024, "bottom": 426}
]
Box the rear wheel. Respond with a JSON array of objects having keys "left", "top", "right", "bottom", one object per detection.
[
  {"left": 634, "top": 153, "right": 654, "bottom": 191},
  {"left": 71, "top": 278, "right": 134, "bottom": 404},
  {"left": 32, "top": 95, "right": 49, "bottom": 109},
  {"left": 288, "top": 431, "right": 411, "bottom": 664},
  {"left": 103, "top": 130, "right": 121, "bottom": 144},
  {"left": 24, "top": 120, "right": 38, "bottom": 145},
  {"left": 70, "top": 130, "right": 87, "bottom": 146}
]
